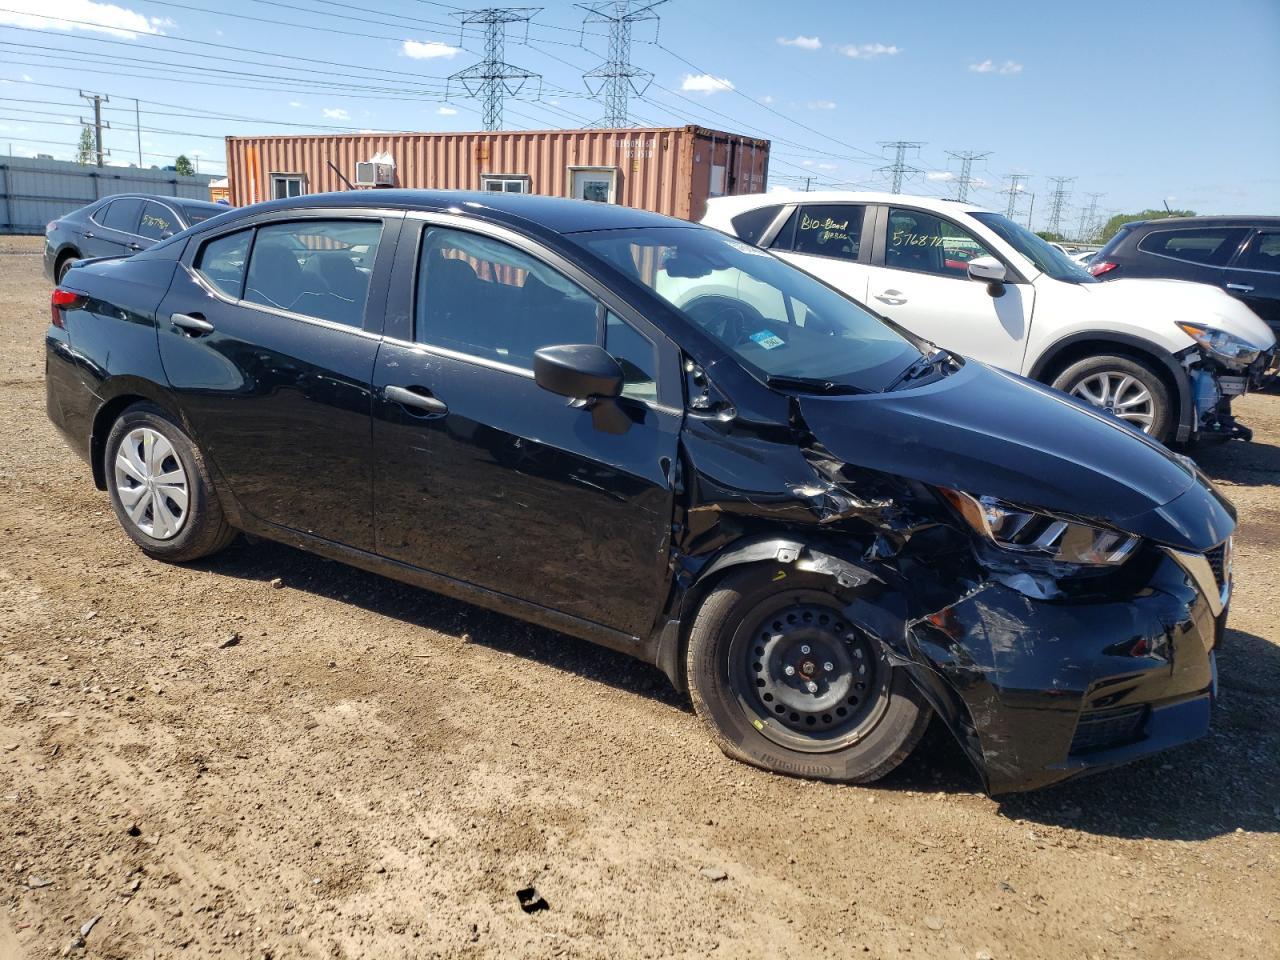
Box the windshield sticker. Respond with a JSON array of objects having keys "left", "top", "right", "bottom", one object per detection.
[{"left": 750, "top": 330, "right": 786, "bottom": 350}]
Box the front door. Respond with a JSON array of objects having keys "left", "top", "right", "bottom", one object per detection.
[
  {"left": 156, "top": 213, "right": 400, "bottom": 549},
  {"left": 865, "top": 205, "right": 1034, "bottom": 373},
  {"left": 371, "top": 220, "right": 681, "bottom": 638}
]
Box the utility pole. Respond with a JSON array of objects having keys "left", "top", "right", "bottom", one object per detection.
[
  {"left": 577, "top": 1, "right": 665, "bottom": 128},
  {"left": 79, "top": 91, "right": 109, "bottom": 167},
  {"left": 1077, "top": 191, "right": 1104, "bottom": 243},
  {"left": 804, "top": 176, "right": 813, "bottom": 192},
  {"left": 1001, "top": 173, "right": 1029, "bottom": 218},
  {"left": 449, "top": 8, "right": 543, "bottom": 131},
  {"left": 877, "top": 141, "right": 924, "bottom": 193},
  {"left": 134, "top": 98, "right": 143, "bottom": 167},
  {"left": 1046, "top": 176, "right": 1075, "bottom": 236},
  {"left": 946, "top": 149, "right": 991, "bottom": 202}
]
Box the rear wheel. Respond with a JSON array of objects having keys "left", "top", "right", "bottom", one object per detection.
[
  {"left": 104, "top": 403, "right": 237, "bottom": 562},
  {"left": 55, "top": 253, "right": 78, "bottom": 283},
  {"left": 1051, "top": 354, "right": 1173, "bottom": 442},
  {"left": 686, "top": 566, "right": 930, "bottom": 783}
]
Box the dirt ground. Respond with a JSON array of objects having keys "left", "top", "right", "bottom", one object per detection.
[{"left": 1, "top": 232, "right": 1277, "bottom": 960}]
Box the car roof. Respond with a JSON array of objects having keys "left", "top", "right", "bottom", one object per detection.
[
  {"left": 93, "top": 194, "right": 222, "bottom": 208},
  {"left": 705, "top": 190, "right": 993, "bottom": 218},
  {"left": 220, "top": 190, "right": 682, "bottom": 234},
  {"left": 1124, "top": 215, "right": 1280, "bottom": 230}
]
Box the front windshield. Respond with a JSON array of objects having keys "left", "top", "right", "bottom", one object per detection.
[
  {"left": 571, "top": 226, "right": 922, "bottom": 392},
  {"left": 971, "top": 212, "right": 1097, "bottom": 284}
]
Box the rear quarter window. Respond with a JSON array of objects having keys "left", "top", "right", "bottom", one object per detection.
[
  {"left": 729, "top": 205, "right": 784, "bottom": 246},
  {"left": 1137, "top": 227, "right": 1249, "bottom": 266},
  {"left": 196, "top": 229, "right": 252, "bottom": 298}
]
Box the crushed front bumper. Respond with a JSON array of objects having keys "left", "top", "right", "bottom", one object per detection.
[{"left": 906, "top": 548, "right": 1225, "bottom": 794}]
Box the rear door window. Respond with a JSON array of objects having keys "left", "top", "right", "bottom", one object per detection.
[
  {"left": 730, "top": 204, "right": 784, "bottom": 246},
  {"left": 1137, "top": 227, "right": 1249, "bottom": 266},
  {"left": 415, "top": 227, "right": 599, "bottom": 369},
  {"left": 243, "top": 220, "right": 383, "bottom": 327},
  {"left": 772, "top": 204, "right": 865, "bottom": 262},
  {"left": 102, "top": 197, "right": 143, "bottom": 234},
  {"left": 137, "top": 202, "right": 177, "bottom": 241},
  {"left": 886, "top": 208, "right": 994, "bottom": 278},
  {"left": 1236, "top": 231, "right": 1280, "bottom": 273},
  {"left": 195, "top": 229, "right": 252, "bottom": 298}
]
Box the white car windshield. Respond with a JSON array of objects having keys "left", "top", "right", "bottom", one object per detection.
[
  {"left": 572, "top": 226, "right": 924, "bottom": 393},
  {"left": 972, "top": 212, "right": 1098, "bottom": 284}
]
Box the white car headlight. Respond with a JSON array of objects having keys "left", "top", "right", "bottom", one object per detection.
[
  {"left": 1175, "top": 322, "right": 1263, "bottom": 368},
  {"left": 939, "top": 490, "right": 1139, "bottom": 567}
]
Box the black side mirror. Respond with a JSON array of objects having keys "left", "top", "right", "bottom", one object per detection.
[{"left": 534, "top": 344, "right": 623, "bottom": 400}]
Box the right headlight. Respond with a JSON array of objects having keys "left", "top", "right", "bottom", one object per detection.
[
  {"left": 1175, "top": 322, "right": 1263, "bottom": 369},
  {"left": 939, "top": 489, "right": 1139, "bottom": 567}
]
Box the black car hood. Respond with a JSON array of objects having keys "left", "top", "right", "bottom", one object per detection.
[{"left": 798, "top": 362, "right": 1235, "bottom": 552}]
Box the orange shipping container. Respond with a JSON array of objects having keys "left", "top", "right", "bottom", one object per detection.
[{"left": 224, "top": 125, "right": 769, "bottom": 222}]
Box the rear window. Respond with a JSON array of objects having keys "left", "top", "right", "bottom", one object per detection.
[
  {"left": 102, "top": 197, "right": 143, "bottom": 234},
  {"left": 1137, "top": 227, "right": 1249, "bottom": 266},
  {"left": 729, "top": 204, "right": 783, "bottom": 246}
]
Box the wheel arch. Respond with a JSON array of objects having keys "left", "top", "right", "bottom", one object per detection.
[
  {"left": 89, "top": 379, "right": 185, "bottom": 490},
  {"left": 53, "top": 244, "right": 82, "bottom": 277},
  {"left": 1028, "top": 332, "right": 1194, "bottom": 443}
]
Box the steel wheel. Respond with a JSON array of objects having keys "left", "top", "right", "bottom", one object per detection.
[
  {"left": 1070, "top": 371, "right": 1156, "bottom": 432},
  {"left": 729, "top": 594, "right": 890, "bottom": 754},
  {"left": 112, "top": 427, "right": 190, "bottom": 540}
]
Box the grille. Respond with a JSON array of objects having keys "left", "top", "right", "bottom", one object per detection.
[
  {"left": 1070, "top": 705, "right": 1148, "bottom": 755},
  {"left": 1205, "top": 542, "right": 1228, "bottom": 593}
]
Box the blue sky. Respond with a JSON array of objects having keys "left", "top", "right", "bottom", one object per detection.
[{"left": 2, "top": 0, "right": 1277, "bottom": 228}]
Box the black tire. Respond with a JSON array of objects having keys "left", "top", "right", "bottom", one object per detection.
[
  {"left": 104, "top": 403, "right": 237, "bottom": 562},
  {"left": 1050, "top": 353, "right": 1173, "bottom": 443},
  {"left": 55, "top": 253, "right": 78, "bottom": 284},
  {"left": 686, "top": 565, "right": 930, "bottom": 784}
]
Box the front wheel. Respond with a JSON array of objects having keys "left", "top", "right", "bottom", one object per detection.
[
  {"left": 1050, "top": 354, "right": 1173, "bottom": 442},
  {"left": 686, "top": 566, "right": 930, "bottom": 783}
]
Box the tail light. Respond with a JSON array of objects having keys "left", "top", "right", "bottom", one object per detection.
[
  {"left": 1089, "top": 260, "right": 1117, "bottom": 277},
  {"left": 50, "top": 288, "right": 83, "bottom": 328},
  {"left": 45, "top": 220, "right": 56, "bottom": 235}
]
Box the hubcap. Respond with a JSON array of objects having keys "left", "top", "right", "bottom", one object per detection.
[
  {"left": 113, "top": 427, "right": 189, "bottom": 540},
  {"left": 732, "top": 597, "right": 888, "bottom": 753},
  {"left": 1070, "top": 372, "right": 1155, "bottom": 432}
]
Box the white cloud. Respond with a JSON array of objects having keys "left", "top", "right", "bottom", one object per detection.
[
  {"left": 21, "top": 74, "right": 32, "bottom": 81},
  {"left": 777, "top": 35, "right": 821, "bottom": 50},
  {"left": 436, "top": 105, "right": 459, "bottom": 116},
  {"left": 817, "top": 162, "right": 837, "bottom": 171},
  {"left": 289, "top": 101, "right": 303, "bottom": 108},
  {"left": 403, "top": 39, "right": 461, "bottom": 60},
  {"left": 838, "top": 42, "right": 901, "bottom": 59},
  {"left": 681, "top": 73, "right": 734, "bottom": 95},
  {"left": 807, "top": 100, "right": 837, "bottom": 110},
  {"left": 759, "top": 94, "right": 776, "bottom": 105},
  {"left": 323, "top": 107, "right": 350, "bottom": 120},
  {"left": 927, "top": 171, "right": 956, "bottom": 182},
  {"left": 969, "top": 59, "right": 1023, "bottom": 75},
  {"left": 0, "top": 0, "right": 166, "bottom": 39}
]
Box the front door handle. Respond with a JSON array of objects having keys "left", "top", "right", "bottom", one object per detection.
[
  {"left": 1225, "top": 283, "right": 1255, "bottom": 293},
  {"left": 170, "top": 312, "right": 214, "bottom": 336},
  {"left": 385, "top": 385, "right": 448, "bottom": 415},
  {"left": 83, "top": 231, "right": 95, "bottom": 239},
  {"left": 874, "top": 289, "right": 908, "bottom": 305},
  {"left": 127, "top": 241, "right": 142, "bottom": 251}
]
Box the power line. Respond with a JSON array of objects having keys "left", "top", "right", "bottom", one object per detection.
[
  {"left": 877, "top": 141, "right": 925, "bottom": 193},
  {"left": 577, "top": 1, "right": 666, "bottom": 127},
  {"left": 448, "top": 8, "right": 544, "bottom": 130},
  {"left": 946, "top": 149, "right": 991, "bottom": 202},
  {"left": 1001, "top": 173, "right": 1030, "bottom": 218},
  {"left": 1046, "top": 176, "right": 1076, "bottom": 235}
]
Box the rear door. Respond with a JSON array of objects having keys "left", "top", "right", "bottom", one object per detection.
[
  {"left": 1223, "top": 228, "right": 1280, "bottom": 339},
  {"left": 863, "top": 205, "right": 1034, "bottom": 373},
  {"left": 93, "top": 197, "right": 145, "bottom": 257},
  {"left": 156, "top": 211, "right": 402, "bottom": 550},
  {"left": 767, "top": 202, "right": 872, "bottom": 303},
  {"left": 370, "top": 216, "right": 682, "bottom": 638}
]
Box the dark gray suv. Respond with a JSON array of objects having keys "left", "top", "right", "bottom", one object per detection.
[{"left": 1091, "top": 216, "right": 1280, "bottom": 343}]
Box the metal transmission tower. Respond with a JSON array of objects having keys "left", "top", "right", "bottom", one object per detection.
[
  {"left": 946, "top": 150, "right": 991, "bottom": 202},
  {"left": 1077, "top": 192, "right": 1105, "bottom": 242},
  {"left": 448, "top": 8, "right": 543, "bottom": 131},
  {"left": 1046, "top": 176, "right": 1075, "bottom": 236},
  {"left": 577, "top": 1, "right": 666, "bottom": 128},
  {"left": 1000, "top": 173, "right": 1030, "bottom": 218},
  {"left": 79, "top": 91, "right": 109, "bottom": 168},
  {"left": 877, "top": 141, "right": 924, "bottom": 193}
]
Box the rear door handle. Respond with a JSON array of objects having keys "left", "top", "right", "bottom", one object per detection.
[
  {"left": 83, "top": 231, "right": 95, "bottom": 239},
  {"left": 385, "top": 385, "right": 448, "bottom": 415},
  {"left": 170, "top": 312, "right": 214, "bottom": 336},
  {"left": 874, "top": 289, "right": 908, "bottom": 305},
  {"left": 127, "top": 242, "right": 142, "bottom": 251},
  {"left": 1225, "top": 283, "right": 1255, "bottom": 293}
]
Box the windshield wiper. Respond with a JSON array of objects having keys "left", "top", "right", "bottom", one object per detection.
[
  {"left": 884, "top": 348, "right": 953, "bottom": 391},
  {"left": 765, "top": 375, "right": 865, "bottom": 395}
]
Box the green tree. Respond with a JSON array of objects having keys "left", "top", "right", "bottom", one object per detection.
[
  {"left": 1035, "top": 230, "right": 1066, "bottom": 243},
  {"left": 174, "top": 154, "right": 195, "bottom": 176},
  {"left": 1098, "top": 208, "right": 1196, "bottom": 243},
  {"left": 75, "top": 127, "right": 95, "bottom": 165}
]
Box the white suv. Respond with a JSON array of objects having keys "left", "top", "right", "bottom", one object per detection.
[{"left": 703, "top": 192, "right": 1275, "bottom": 443}]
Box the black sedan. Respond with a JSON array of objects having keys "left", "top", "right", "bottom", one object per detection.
[
  {"left": 44, "top": 191, "right": 1236, "bottom": 794},
  {"left": 43, "top": 193, "right": 228, "bottom": 284}
]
